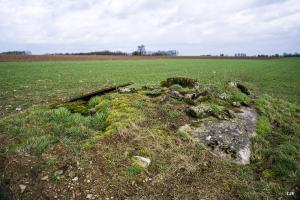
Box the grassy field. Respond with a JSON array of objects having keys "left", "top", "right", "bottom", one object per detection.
[{"left": 0, "top": 57, "right": 299, "bottom": 117}]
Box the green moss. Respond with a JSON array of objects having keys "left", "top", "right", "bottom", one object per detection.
[
  {"left": 105, "top": 93, "right": 143, "bottom": 128},
  {"left": 256, "top": 116, "right": 272, "bottom": 136},
  {"left": 63, "top": 101, "right": 89, "bottom": 116}
]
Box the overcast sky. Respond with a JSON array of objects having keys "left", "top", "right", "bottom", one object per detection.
[{"left": 0, "top": 0, "right": 299, "bottom": 55}]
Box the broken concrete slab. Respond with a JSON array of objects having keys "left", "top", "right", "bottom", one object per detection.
[{"left": 181, "top": 107, "right": 258, "bottom": 164}]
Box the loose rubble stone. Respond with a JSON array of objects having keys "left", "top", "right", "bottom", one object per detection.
[
  {"left": 86, "top": 194, "right": 93, "bottom": 199},
  {"left": 218, "top": 92, "right": 230, "bottom": 100},
  {"left": 169, "top": 91, "right": 183, "bottom": 100},
  {"left": 41, "top": 175, "right": 49, "bottom": 181},
  {"left": 16, "top": 107, "right": 22, "bottom": 112},
  {"left": 186, "top": 104, "right": 212, "bottom": 118},
  {"left": 146, "top": 89, "right": 162, "bottom": 97},
  {"left": 232, "top": 102, "right": 241, "bottom": 107},
  {"left": 133, "top": 156, "right": 151, "bottom": 168},
  {"left": 237, "top": 83, "right": 250, "bottom": 95},
  {"left": 228, "top": 81, "right": 237, "bottom": 88},
  {"left": 54, "top": 170, "right": 64, "bottom": 176},
  {"left": 72, "top": 177, "right": 79, "bottom": 182},
  {"left": 19, "top": 184, "right": 26, "bottom": 193},
  {"left": 118, "top": 87, "right": 136, "bottom": 93}
]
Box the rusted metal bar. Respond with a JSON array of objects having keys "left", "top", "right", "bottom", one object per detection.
[{"left": 65, "top": 82, "right": 133, "bottom": 102}]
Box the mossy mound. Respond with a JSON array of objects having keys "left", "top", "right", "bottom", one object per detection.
[{"left": 0, "top": 79, "right": 299, "bottom": 200}]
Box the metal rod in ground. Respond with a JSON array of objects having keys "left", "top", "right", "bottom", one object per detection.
[{"left": 64, "top": 82, "right": 133, "bottom": 103}]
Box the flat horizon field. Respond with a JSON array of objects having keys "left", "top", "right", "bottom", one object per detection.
[{"left": 0, "top": 57, "right": 299, "bottom": 117}]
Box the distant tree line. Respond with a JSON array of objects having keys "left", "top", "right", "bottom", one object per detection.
[
  {"left": 0, "top": 51, "right": 31, "bottom": 55},
  {"left": 282, "top": 52, "right": 300, "bottom": 57},
  {"left": 50, "top": 50, "right": 128, "bottom": 56},
  {"left": 47, "top": 45, "right": 178, "bottom": 56}
]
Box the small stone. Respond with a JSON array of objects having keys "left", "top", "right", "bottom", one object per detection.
[
  {"left": 118, "top": 87, "right": 136, "bottom": 93},
  {"left": 206, "top": 136, "right": 212, "bottom": 141},
  {"left": 54, "top": 170, "right": 64, "bottom": 176},
  {"left": 68, "top": 171, "right": 76, "bottom": 178},
  {"left": 232, "top": 102, "right": 241, "bottom": 107},
  {"left": 19, "top": 184, "right": 26, "bottom": 193},
  {"left": 41, "top": 175, "right": 49, "bottom": 181},
  {"left": 218, "top": 92, "right": 230, "bottom": 100},
  {"left": 169, "top": 90, "right": 183, "bottom": 100},
  {"left": 146, "top": 89, "right": 162, "bottom": 97},
  {"left": 228, "top": 81, "right": 237, "bottom": 88},
  {"left": 16, "top": 107, "right": 22, "bottom": 112},
  {"left": 72, "top": 177, "right": 79, "bottom": 182},
  {"left": 86, "top": 194, "right": 93, "bottom": 199},
  {"left": 133, "top": 156, "right": 151, "bottom": 168},
  {"left": 186, "top": 104, "right": 212, "bottom": 118}
]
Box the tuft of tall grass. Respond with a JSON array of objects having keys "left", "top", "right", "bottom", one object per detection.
[
  {"left": 256, "top": 116, "right": 272, "bottom": 136},
  {"left": 88, "top": 112, "right": 108, "bottom": 131},
  {"left": 19, "top": 134, "right": 57, "bottom": 155}
]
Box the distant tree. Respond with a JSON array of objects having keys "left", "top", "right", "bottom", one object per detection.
[{"left": 137, "top": 45, "right": 146, "bottom": 55}]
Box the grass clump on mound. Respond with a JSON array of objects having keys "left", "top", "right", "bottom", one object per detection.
[
  {"left": 256, "top": 115, "right": 272, "bottom": 136},
  {"left": 0, "top": 92, "right": 145, "bottom": 155}
]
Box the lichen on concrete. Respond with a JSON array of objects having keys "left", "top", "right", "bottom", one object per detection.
[{"left": 181, "top": 107, "right": 258, "bottom": 164}]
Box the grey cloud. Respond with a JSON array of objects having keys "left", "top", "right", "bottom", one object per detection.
[{"left": 0, "top": 0, "right": 299, "bottom": 55}]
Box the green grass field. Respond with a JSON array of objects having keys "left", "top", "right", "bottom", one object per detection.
[{"left": 0, "top": 58, "right": 299, "bottom": 117}]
